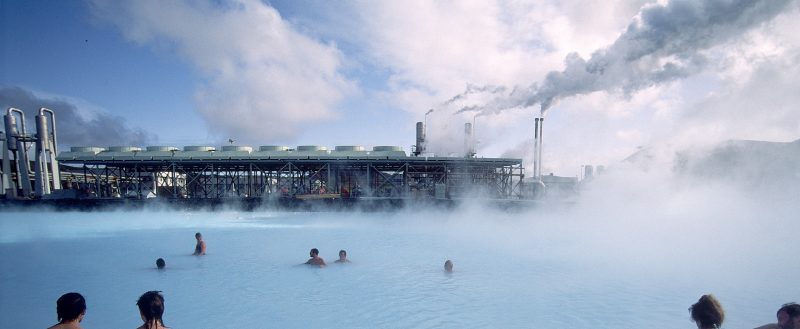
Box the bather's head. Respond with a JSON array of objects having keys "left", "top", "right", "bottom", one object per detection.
[
  {"left": 690, "top": 294, "right": 724, "bottom": 329},
  {"left": 444, "top": 260, "right": 453, "bottom": 272},
  {"left": 156, "top": 258, "right": 166, "bottom": 269},
  {"left": 310, "top": 248, "right": 319, "bottom": 257},
  {"left": 777, "top": 303, "right": 800, "bottom": 329},
  {"left": 56, "top": 292, "right": 86, "bottom": 323},
  {"left": 339, "top": 250, "right": 347, "bottom": 260},
  {"left": 137, "top": 291, "right": 165, "bottom": 326}
]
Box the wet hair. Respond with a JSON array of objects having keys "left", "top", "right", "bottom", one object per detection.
[
  {"left": 780, "top": 302, "right": 800, "bottom": 317},
  {"left": 339, "top": 250, "right": 346, "bottom": 256},
  {"left": 195, "top": 232, "right": 202, "bottom": 238},
  {"left": 690, "top": 294, "right": 724, "bottom": 328},
  {"left": 310, "top": 248, "right": 319, "bottom": 256},
  {"left": 444, "top": 260, "right": 453, "bottom": 272},
  {"left": 156, "top": 258, "right": 166, "bottom": 269},
  {"left": 137, "top": 291, "right": 165, "bottom": 329},
  {"left": 56, "top": 292, "right": 86, "bottom": 322}
]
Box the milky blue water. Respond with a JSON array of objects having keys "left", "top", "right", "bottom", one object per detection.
[{"left": 0, "top": 195, "right": 797, "bottom": 328}]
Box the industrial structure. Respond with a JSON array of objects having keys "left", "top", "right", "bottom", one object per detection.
[
  {"left": 2, "top": 108, "right": 528, "bottom": 204},
  {"left": 2, "top": 108, "right": 61, "bottom": 199}
]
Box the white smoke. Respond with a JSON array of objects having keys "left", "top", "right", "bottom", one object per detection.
[{"left": 455, "top": 0, "right": 795, "bottom": 115}]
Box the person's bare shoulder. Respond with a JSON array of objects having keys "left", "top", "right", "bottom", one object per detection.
[{"left": 753, "top": 324, "right": 779, "bottom": 329}]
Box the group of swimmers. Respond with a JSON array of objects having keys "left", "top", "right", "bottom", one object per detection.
[
  {"left": 690, "top": 294, "right": 800, "bottom": 329},
  {"left": 162, "top": 232, "right": 453, "bottom": 272},
  {"left": 153, "top": 232, "right": 206, "bottom": 270},
  {"left": 48, "top": 291, "right": 167, "bottom": 329},
  {"left": 302, "top": 247, "right": 455, "bottom": 273},
  {"left": 49, "top": 233, "right": 208, "bottom": 328}
]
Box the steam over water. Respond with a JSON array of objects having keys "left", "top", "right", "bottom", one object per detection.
[{"left": 1, "top": 163, "right": 797, "bottom": 328}]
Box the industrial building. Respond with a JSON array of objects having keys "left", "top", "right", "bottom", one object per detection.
[{"left": 3, "top": 107, "right": 529, "bottom": 205}]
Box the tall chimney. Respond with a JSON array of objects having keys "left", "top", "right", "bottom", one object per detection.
[
  {"left": 533, "top": 117, "right": 539, "bottom": 179},
  {"left": 414, "top": 121, "right": 425, "bottom": 156},
  {"left": 538, "top": 117, "right": 544, "bottom": 179},
  {"left": 464, "top": 122, "right": 474, "bottom": 158}
]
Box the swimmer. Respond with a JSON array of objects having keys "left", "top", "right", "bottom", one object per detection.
[
  {"left": 334, "top": 250, "right": 351, "bottom": 263},
  {"left": 444, "top": 260, "right": 453, "bottom": 272},
  {"left": 305, "top": 248, "right": 327, "bottom": 267},
  {"left": 689, "top": 294, "right": 724, "bottom": 329},
  {"left": 156, "top": 258, "right": 165, "bottom": 270},
  {"left": 48, "top": 292, "right": 86, "bottom": 329},
  {"left": 136, "top": 291, "right": 168, "bottom": 329},
  {"left": 192, "top": 232, "right": 206, "bottom": 255}
]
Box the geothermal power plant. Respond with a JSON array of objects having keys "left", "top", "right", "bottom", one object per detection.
[{"left": 1, "top": 107, "right": 572, "bottom": 208}]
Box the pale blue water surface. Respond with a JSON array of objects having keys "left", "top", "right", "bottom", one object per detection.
[{"left": 0, "top": 198, "right": 797, "bottom": 328}]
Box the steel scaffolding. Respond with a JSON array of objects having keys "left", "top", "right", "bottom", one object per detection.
[{"left": 57, "top": 157, "right": 525, "bottom": 201}]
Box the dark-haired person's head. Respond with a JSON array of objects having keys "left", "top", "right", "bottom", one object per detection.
[
  {"left": 195, "top": 232, "right": 202, "bottom": 239},
  {"left": 137, "top": 291, "right": 165, "bottom": 328},
  {"left": 156, "top": 258, "right": 166, "bottom": 269},
  {"left": 56, "top": 292, "right": 86, "bottom": 323},
  {"left": 778, "top": 303, "right": 800, "bottom": 328},
  {"left": 444, "top": 260, "right": 454, "bottom": 272},
  {"left": 690, "top": 294, "right": 724, "bottom": 329},
  {"left": 310, "top": 248, "right": 319, "bottom": 257}
]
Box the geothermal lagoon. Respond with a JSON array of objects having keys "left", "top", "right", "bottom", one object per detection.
[{"left": 1, "top": 172, "right": 797, "bottom": 329}]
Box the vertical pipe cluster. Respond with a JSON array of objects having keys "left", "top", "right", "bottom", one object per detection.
[{"left": 2, "top": 107, "right": 61, "bottom": 199}]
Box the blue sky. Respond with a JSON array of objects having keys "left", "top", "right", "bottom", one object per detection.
[{"left": 2, "top": 0, "right": 799, "bottom": 176}]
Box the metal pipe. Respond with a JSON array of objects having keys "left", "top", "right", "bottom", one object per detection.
[
  {"left": 6, "top": 108, "right": 32, "bottom": 196},
  {"left": 40, "top": 108, "right": 61, "bottom": 190},
  {"left": 34, "top": 112, "right": 50, "bottom": 195}
]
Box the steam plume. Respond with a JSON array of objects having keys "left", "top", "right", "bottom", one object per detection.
[{"left": 456, "top": 0, "right": 794, "bottom": 115}]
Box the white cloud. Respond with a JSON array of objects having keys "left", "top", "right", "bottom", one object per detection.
[{"left": 89, "top": 0, "right": 353, "bottom": 142}]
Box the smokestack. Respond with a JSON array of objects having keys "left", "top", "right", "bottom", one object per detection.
[
  {"left": 533, "top": 117, "right": 539, "bottom": 179},
  {"left": 464, "top": 122, "right": 474, "bottom": 158},
  {"left": 584, "top": 165, "right": 594, "bottom": 181},
  {"left": 538, "top": 117, "right": 544, "bottom": 179},
  {"left": 414, "top": 121, "right": 425, "bottom": 156}
]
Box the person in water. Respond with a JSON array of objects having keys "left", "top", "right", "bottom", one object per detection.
[
  {"left": 334, "top": 249, "right": 351, "bottom": 263},
  {"left": 156, "top": 258, "right": 165, "bottom": 270},
  {"left": 305, "top": 248, "right": 326, "bottom": 267},
  {"left": 690, "top": 294, "right": 724, "bottom": 329},
  {"left": 192, "top": 232, "right": 206, "bottom": 255},
  {"left": 444, "top": 260, "right": 454, "bottom": 272},
  {"left": 48, "top": 292, "right": 86, "bottom": 329},
  {"left": 136, "top": 291, "right": 168, "bottom": 329},
  {"left": 755, "top": 303, "right": 800, "bottom": 329}
]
